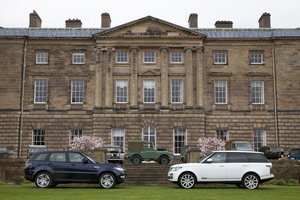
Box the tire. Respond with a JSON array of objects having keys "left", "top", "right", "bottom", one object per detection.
[
  {"left": 159, "top": 156, "right": 169, "bottom": 165},
  {"left": 242, "top": 173, "right": 260, "bottom": 189},
  {"left": 99, "top": 173, "right": 116, "bottom": 189},
  {"left": 178, "top": 172, "right": 196, "bottom": 189},
  {"left": 131, "top": 155, "right": 142, "bottom": 164},
  {"left": 35, "top": 172, "right": 53, "bottom": 188}
]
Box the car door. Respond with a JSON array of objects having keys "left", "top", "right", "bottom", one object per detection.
[
  {"left": 48, "top": 152, "right": 70, "bottom": 181},
  {"left": 67, "top": 152, "right": 98, "bottom": 182},
  {"left": 200, "top": 152, "right": 227, "bottom": 182},
  {"left": 226, "top": 152, "right": 250, "bottom": 181}
]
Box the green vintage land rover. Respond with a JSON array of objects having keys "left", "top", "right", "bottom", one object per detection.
[{"left": 127, "top": 140, "right": 171, "bottom": 165}]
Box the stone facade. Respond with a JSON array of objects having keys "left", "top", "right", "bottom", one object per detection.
[{"left": 0, "top": 12, "right": 300, "bottom": 158}]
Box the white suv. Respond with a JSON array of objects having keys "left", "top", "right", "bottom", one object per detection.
[{"left": 168, "top": 151, "right": 274, "bottom": 189}]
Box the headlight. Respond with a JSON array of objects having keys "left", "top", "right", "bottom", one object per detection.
[
  {"left": 114, "top": 167, "right": 124, "bottom": 171},
  {"left": 170, "top": 167, "right": 182, "bottom": 171}
]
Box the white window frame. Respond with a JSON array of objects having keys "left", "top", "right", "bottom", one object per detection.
[
  {"left": 214, "top": 53, "right": 226, "bottom": 64},
  {"left": 116, "top": 80, "right": 128, "bottom": 103},
  {"left": 72, "top": 53, "right": 85, "bottom": 64},
  {"left": 32, "top": 129, "right": 45, "bottom": 145},
  {"left": 253, "top": 130, "right": 266, "bottom": 151},
  {"left": 69, "top": 130, "right": 82, "bottom": 145},
  {"left": 116, "top": 52, "right": 128, "bottom": 63},
  {"left": 34, "top": 80, "right": 47, "bottom": 104},
  {"left": 143, "top": 80, "right": 155, "bottom": 103},
  {"left": 71, "top": 80, "right": 84, "bottom": 104},
  {"left": 142, "top": 126, "right": 156, "bottom": 148},
  {"left": 36, "top": 53, "right": 48, "bottom": 64},
  {"left": 215, "top": 81, "right": 227, "bottom": 104},
  {"left": 215, "top": 130, "right": 229, "bottom": 141},
  {"left": 250, "top": 53, "right": 263, "bottom": 64},
  {"left": 111, "top": 129, "right": 125, "bottom": 152},
  {"left": 252, "top": 81, "right": 264, "bottom": 104},
  {"left": 171, "top": 80, "right": 183, "bottom": 103},
  {"left": 173, "top": 129, "right": 187, "bottom": 155},
  {"left": 171, "top": 52, "right": 182, "bottom": 63},
  {"left": 143, "top": 52, "right": 155, "bottom": 63}
]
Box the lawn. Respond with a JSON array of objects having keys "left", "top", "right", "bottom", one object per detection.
[{"left": 0, "top": 185, "right": 299, "bottom": 200}]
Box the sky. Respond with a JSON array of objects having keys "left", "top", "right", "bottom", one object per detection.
[{"left": 0, "top": 0, "right": 299, "bottom": 29}]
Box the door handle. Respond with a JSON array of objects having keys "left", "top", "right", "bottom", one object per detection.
[
  {"left": 219, "top": 165, "right": 225, "bottom": 167},
  {"left": 242, "top": 165, "right": 248, "bottom": 167}
]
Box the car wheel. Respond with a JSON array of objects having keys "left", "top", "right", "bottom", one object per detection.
[
  {"left": 99, "top": 173, "right": 116, "bottom": 189},
  {"left": 159, "top": 156, "right": 169, "bottom": 165},
  {"left": 178, "top": 172, "right": 196, "bottom": 189},
  {"left": 242, "top": 173, "right": 260, "bottom": 189},
  {"left": 35, "top": 172, "right": 53, "bottom": 188},
  {"left": 132, "top": 155, "right": 142, "bottom": 164}
]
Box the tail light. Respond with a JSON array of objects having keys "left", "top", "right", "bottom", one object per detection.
[
  {"left": 266, "top": 165, "right": 272, "bottom": 169},
  {"left": 26, "top": 163, "right": 32, "bottom": 167}
]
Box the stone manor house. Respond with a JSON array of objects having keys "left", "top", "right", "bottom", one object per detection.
[{"left": 0, "top": 11, "right": 300, "bottom": 158}]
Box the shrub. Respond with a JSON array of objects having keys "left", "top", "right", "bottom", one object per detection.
[
  {"left": 24, "top": 180, "right": 32, "bottom": 184},
  {"left": 12, "top": 175, "right": 24, "bottom": 185},
  {"left": 198, "top": 137, "right": 226, "bottom": 157},
  {"left": 69, "top": 136, "right": 104, "bottom": 156},
  {"left": 288, "top": 179, "right": 299, "bottom": 185},
  {"left": 276, "top": 179, "right": 286, "bottom": 185}
]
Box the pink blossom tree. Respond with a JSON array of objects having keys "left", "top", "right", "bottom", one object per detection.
[
  {"left": 69, "top": 135, "right": 104, "bottom": 156},
  {"left": 198, "top": 137, "right": 226, "bottom": 157}
]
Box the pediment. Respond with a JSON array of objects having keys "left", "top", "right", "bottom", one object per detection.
[
  {"left": 139, "top": 69, "right": 161, "bottom": 76},
  {"left": 93, "top": 16, "right": 206, "bottom": 38}
]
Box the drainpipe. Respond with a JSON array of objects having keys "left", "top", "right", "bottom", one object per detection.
[
  {"left": 272, "top": 41, "right": 278, "bottom": 146},
  {"left": 19, "top": 38, "right": 28, "bottom": 158}
]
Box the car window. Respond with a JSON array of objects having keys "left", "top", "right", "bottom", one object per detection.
[
  {"left": 33, "top": 153, "right": 48, "bottom": 161},
  {"left": 245, "top": 153, "right": 269, "bottom": 163},
  {"left": 291, "top": 150, "right": 300, "bottom": 155},
  {"left": 209, "top": 152, "right": 227, "bottom": 163},
  {"left": 226, "top": 152, "right": 248, "bottom": 163},
  {"left": 49, "top": 153, "right": 66, "bottom": 162},
  {"left": 69, "top": 152, "right": 86, "bottom": 163}
]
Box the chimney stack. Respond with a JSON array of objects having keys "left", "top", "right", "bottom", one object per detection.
[
  {"left": 215, "top": 21, "right": 233, "bottom": 28},
  {"left": 65, "top": 18, "right": 82, "bottom": 28},
  {"left": 259, "top": 12, "right": 271, "bottom": 28},
  {"left": 101, "top": 13, "right": 111, "bottom": 28},
  {"left": 29, "top": 10, "right": 42, "bottom": 28},
  {"left": 188, "top": 13, "right": 198, "bottom": 28}
]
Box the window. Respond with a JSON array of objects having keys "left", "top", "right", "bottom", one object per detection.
[
  {"left": 171, "top": 80, "right": 183, "bottom": 103},
  {"left": 171, "top": 52, "right": 182, "bottom": 63},
  {"left": 250, "top": 53, "right": 263, "bottom": 64},
  {"left": 112, "top": 129, "right": 125, "bottom": 152},
  {"left": 36, "top": 53, "right": 48, "bottom": 64},
  {"left": 214, "top": 53, "right": 226, "bottom": 64},
  {"left": 69, "top": 130, "right": 82, "bottom": 144},
  {"left": 34, "top": 80, "right": 47, "bottom": 103},
  {"left": 216, "top": 130, "right": 229, "bottom": 141},
  {"left": 208, "top": 152, "right": 227, "bottom": 163},
  {"left": 69, "top": 152, "right": 85, "bottom": 162},
  {"left": 215, "top": 81, "right": 227, "bottom": 104},
  {"left": 71, "top": 81, "right": 84, "bottom": 104},
  {"left": 143, "top": 80, "right": 155, "bottom": 103},
  {"left": 49, "top": 152, "right": 66, "bottom": 162},
  {"left": 116, "top": 80, "right": 128, "bottom": 103},
  {"left": 32, "top": 129, "right": 45, "bottom": 145},
  {"left": 116, "top": 52, "right": 128, "bottom": 63},
  {"left": 174, "top": 129, "right": 187, "bottom": 155},
  {"left": 226, "top": 153, "right": 248, "bottom": 163},
  {"left": 72, "top": 53, "right": 85, "bottom": 64},
  {"left": 253, "top": 130, "right": 266, "bottom": 151},
  {"left": 144, "top": 52, "right": 155, "bottom": 63},
  {"left": 252, "top": 81, "right": 264, "bottom": 104},
  {"left": 143, "top": 126, "right": 156, "bottom": 148}
]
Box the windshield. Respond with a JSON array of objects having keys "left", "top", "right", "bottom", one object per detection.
[
  {"left": 270, "top": 148, "right": 282, "bottom": 152},
  {"left": 236, "top": 143, "right": 252, "bottom": 148},
  {"left": 29, "top": 147, "right": 46, "bottom": 153},
  {"left": 198, "top": 152, "right": 214, "bottom": 163},
  {"left": 105, "top": 147, "right": 121, "bottom": 152}
]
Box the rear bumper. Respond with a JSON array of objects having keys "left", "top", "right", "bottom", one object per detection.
[{"left": 260, "top": 174, "right": 274, "bottom": 183}]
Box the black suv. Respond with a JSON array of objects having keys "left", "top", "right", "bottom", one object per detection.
[{"left": 24, "top": 151, "right": 126, "bottom": 188}]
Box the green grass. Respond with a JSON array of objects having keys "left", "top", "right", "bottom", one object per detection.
[{"left": 0, "top": 185, "right": 299, "bottom": 200}]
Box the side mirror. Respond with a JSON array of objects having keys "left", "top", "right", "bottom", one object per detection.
[
  {"left": 82, "top": 158, "right": 88, "bottom": 164},
  {"left": 207, "top": 158, "right": 213, "bottom": 163}
]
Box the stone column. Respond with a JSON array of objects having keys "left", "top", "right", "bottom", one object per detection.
[
  {"left": 94, "top": 47, "right": 103, "bottom": 108},
  {"left": 184, "top": 47, "right": 194, "bottom": 109},
  {"left": 159, "top": 46, "right": 170, "bottom": 109},
  {"left": 129, "top": 46, "right": 140, "bottom": 109},
  {"left": 195, "top": 47, "right": 204, "bottom": 108},
  {"left": 104, "top": 47, "right": 115, "bottom": 109}
]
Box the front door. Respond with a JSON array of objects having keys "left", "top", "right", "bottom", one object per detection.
[{"left": 200, "top": 152, "right": 227, "bottom": 182}]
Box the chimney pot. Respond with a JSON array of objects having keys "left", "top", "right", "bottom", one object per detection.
[
  {"left": 29, "top": 10, "right": 42, "bottom": 28},
  {"left": 101, "top": 13, "right": 111, "bottom": 28},
  {"left": 259, "top": 12, "right": 271, "bottom": 28},
  {"left": 215, "top": 20, "right": 233, "bottom": 28},
  {"left": 188, "top": 13, "right": 198, "bottom": 28},
  {"left": 66, "top": 18, "right": 82, "bottom": 28}
]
